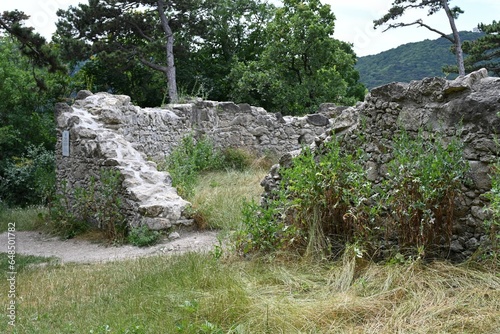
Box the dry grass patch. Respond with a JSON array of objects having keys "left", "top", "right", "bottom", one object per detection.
[{"left": 189, "top": 168, "right": 268, "bottom": 231}]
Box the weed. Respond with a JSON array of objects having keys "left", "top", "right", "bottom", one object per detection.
[
  {"left": 127, "top": 225, "right": 161, "bottom": 247},
  {"left": 240, "top": 137, "right": 378, "bottom": 258},
  {"left": 47, "top": 169, "right": 126, "bottom": 242},
  {"left": 484, "top": 163, "right": 500, "bottom": 259},
  {"left": 48, "top": 180, "right": 89, "bottom": 239},
  {"left": 241, "top": 129, "right": 469, "bottom": 260},
  {"left": 163, "top": 134, "right": 224, "bottom": 197},
  {"left": 220, "top": 147, "right": 253, "bottom": 171},
  {"left": 385, "top": 129, "right": 469, "bottom": 256}
]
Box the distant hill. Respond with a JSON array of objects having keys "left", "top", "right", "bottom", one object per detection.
[{"left": 355, "top": 31, "right": 484, "bottom": 90}]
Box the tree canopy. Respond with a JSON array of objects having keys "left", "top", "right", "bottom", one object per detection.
[
  {"left": 55, "top": 0, "right": 182, "bottom": 103},
  {"left": 229, "top": 0, "right": 365, "bottom": 115},
  {"left": 374, "top": 0, "right": 466, "bottom": 76},
  {"left": 55, "top": 0, "right": 275, "bottom": 106}
]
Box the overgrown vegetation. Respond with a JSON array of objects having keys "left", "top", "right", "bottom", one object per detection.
[
  {"left": 190, "top": 168, "right": 269, "bottom": 232},
  {"left": 385, "top": 130, "right": 469, "bottom": 257},
  {"left": 0, "top": 205, "right": 47, "bottom": 233},
  {"left": 47, "top": 169, "right": 126, "bottom": 242},
  {"left": 127, "top": 225, "right": 161, "bottom": 247},
  {"left": 162, "top": 133, "right": 254, "bottom": 198},
  {"left": 0, "top": 148, "right": 498, "bottom": 333},
  {"left": 484, "top": 162, "right": 500, "bottom": 258},
  {"left": 240, "top": 129, "right": 470, "bottom": 260}
]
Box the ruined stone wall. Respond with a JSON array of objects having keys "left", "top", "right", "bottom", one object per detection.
[
  {"left": 55, "top": 91, "right": 332, "bottom": 230},
  {"left": 261, "top": 69, "right": 500, "bottom": 260},
  {"left": 56, "top": 69, "right": 500, "bottom": 259},
  {"left": 119, "top": 99, "right": 332, "bottom": 161}
]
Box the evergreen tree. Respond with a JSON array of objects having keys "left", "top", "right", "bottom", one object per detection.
[{"left": 462, "top": 21, "right": 500, "bottom": 76}]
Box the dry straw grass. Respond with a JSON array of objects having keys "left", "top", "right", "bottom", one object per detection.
[{"left": 1, "top": 236, "right": 499, "bottom": 333}]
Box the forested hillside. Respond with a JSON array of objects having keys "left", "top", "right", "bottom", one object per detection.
[{"left": 356, "top": 31, "right": 484, "bottom": 90}]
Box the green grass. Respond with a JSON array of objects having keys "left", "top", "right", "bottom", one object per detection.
[
  {"left": 0, "top": 253, "right": 58, "bottom": 274},
  {"left": 0, "top": 205, "right": 47, "bottom": 233},
  {"left": 188, "top": 167, "right": 268, "bottom": 232},
  {"left": 0, "top": 253, "right": 498, "bottom": 333}
]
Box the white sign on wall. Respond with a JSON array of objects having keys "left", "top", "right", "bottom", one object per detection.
[{"left": 62, "top": 131, "right": 70, "bottom": 157}]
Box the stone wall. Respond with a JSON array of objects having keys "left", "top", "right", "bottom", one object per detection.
[
  {"left": 55, "top": 91, "right": 332, "bottom": 230},
  {"left": 261, "top": 69, "right": 500, "bottom": 260}
]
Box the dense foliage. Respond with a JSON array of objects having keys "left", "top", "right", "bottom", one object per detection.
[
  {"left": 240, "top": 130, "right": 469, "bottom": 259},
  {"left": 230, "top": 0, "right": 365, "bottom": 115},
  {"left": 356, "top": 31, "right": 483, "bottom": 89},
  {"left": 461, "top": 21, "right": 500, "bottom": 76},
  {"left": 0, "top": 37, "right": 68, "bottom": 206},
  {"left": 55, "top": 0, "right": 364, "bottom": 113}
]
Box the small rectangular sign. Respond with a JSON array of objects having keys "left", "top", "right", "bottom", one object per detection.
[{"left": 62, "top": 131, "right": 70, "bottom": 157}]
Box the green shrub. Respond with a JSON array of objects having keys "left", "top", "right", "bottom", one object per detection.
[
  {"left": 127, "top": 225, "right": 161, "bottom": 247},
  {"left": 385, "top": 129, "right": 469, "bottom": 256},
  {"left": 239, "top": 137, "right": 377, "bottom": 258},
  {"left": 0, "top": 145, "right": 55, "bottom": 206},
  {"left": 163, "top": 134, "right": 224, "bottom": 197},
  {"left": 240, "top": 129, "right": 469, "bottom": 260},
  {"left": 484, "top": 163, "right": 500, "bottom": 258},
  {"left": 221, "top": 147, "right": 253, "bottom": 171},
  {"left": 48, "top": 169, "right": 126, "bottom": 242}
]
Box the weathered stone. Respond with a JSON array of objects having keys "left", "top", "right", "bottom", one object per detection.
[
  {"left": 468, "top": 161, "right": 491, "bottom": 190},
  {"left": 75, "top": 90, "right": 93, "bottom": 100},
  {"left": 306, "top": 114, "right": 329, "bottom": 126},
  {"left": 370, "top": 82, "right": 408, "bottom": 101}
]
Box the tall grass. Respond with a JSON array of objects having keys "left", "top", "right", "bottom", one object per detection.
[
  {"left": 189, "top": 168, "right": 268, "bottom": 232},
  {"left": 0, "top": 205, "right": 47, "bottom": 233},
  {"left": 0, "top": 253, "right": 498, "bottom": 333}
]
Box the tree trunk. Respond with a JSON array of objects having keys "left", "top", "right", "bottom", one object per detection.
[
  {"left": 157, "top": 0, "right": 178, "bottom": 103},
  {"left": 442, "top": 0, "right": 465, "bottom": 76}
]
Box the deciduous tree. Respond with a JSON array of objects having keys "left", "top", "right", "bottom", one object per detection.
[
  {"left": 230, "top": 0, "right": 365, "bottom": 115},
  {"left": 55, "top": 0, "right": 181, "bottom": 103}
]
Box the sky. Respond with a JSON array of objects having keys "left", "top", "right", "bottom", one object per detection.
[{"left": 1, "top": 0, "right": 499, "bottom": 57}]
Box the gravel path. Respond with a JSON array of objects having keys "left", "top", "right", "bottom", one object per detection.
[{"left": 0, "top": 230, "right": 219, "bottom": 264}]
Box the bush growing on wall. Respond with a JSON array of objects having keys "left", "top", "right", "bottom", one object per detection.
[
  {"left": 239, "top": 137, "right": 379, "bottom": 258},
  {"left": 49, "top": 169, "right": 126, "bottom": 242},
  {"left": 484, "top": 162, "right": 500, "bottom": 258},
  {"left": 385, "top": 129, "right": 469, "bottom": 257},
  {"left": 240, "top": 129, "right": 470, "bottom": 260}
]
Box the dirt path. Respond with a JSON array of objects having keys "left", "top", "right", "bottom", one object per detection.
[{"left": 0, "top": 230, "right": 219, "bottom": 264}]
